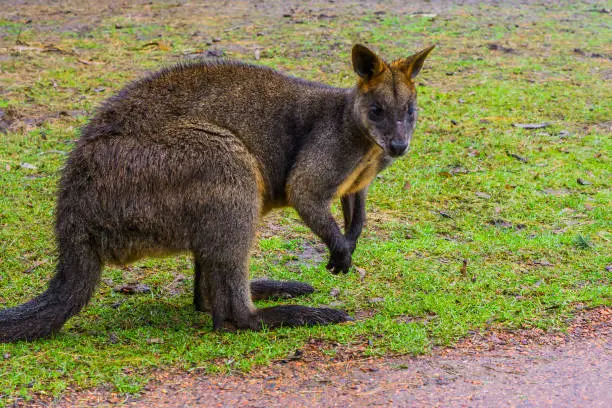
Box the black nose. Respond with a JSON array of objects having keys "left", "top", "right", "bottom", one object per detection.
[{"left": 390, "top": 139, "right": 408, "bottom": 157}]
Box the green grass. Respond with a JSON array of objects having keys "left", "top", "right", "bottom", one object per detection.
[{"left": 0, "top": 0, "right": 610, "bottom": 405}]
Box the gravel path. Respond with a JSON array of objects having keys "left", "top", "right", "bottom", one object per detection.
[{"left": 54, "top": 308, "right": 611, "bottom": 407}]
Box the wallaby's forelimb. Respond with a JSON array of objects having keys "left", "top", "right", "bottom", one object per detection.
[
  {"left": 287, "top": 153, "right": 360, "bottom": 275},
  {"left": 341, "top": 188, "right": 367, "bottom": 254}
]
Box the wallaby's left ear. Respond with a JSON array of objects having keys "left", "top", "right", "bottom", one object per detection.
[
  {"left": 352, "top": 44, "right": 385, "bottom": 80},
  {"left": 394, "top": 45, "right": 436, "bottom": 79}
]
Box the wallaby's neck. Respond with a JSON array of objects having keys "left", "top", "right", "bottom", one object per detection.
[{"left": 341, "top": 88, "right": 373, "bottom": 150}]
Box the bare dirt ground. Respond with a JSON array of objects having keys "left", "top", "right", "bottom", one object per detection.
[{"left": 49, "top": 307, "right": 610, "bottom": 407}]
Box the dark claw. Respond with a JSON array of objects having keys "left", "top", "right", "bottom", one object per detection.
[{"left": 326, "top": 256, "right": 351, "bottom": 274}]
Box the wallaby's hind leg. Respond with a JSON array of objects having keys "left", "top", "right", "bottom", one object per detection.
[
  {"left": 200, "top": 257, "right": 257, "bottom": 330},
  {"left": 193, "top": 257, "right": 211, "bottom": 312},
  {"left": 197, "top": 251, "right": 350, "bottom": 330},
  {"left": 193, "top": 198, "right": 349, "bottom": 330}
]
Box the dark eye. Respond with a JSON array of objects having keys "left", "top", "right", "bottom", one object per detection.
[
  {"left": 407, "top": 105, "right": 416, "bottom": 116},
  {"left": 368, "top": 104, "right": 384, "bottom": 122}
]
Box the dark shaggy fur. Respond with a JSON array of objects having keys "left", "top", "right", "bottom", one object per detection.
[{"left": 0, "top": 44, "right": 434, "bottom": 341}]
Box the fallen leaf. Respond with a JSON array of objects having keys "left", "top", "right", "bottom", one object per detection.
[
  {"left": 19, "top": 162, "right": 37, "bottom": 170},
  {"left": 542, "top": 188, "right": 571, "bottom": 196},
  {"left": 355, "top": 267, "right": 367, "bottom": 281},
  {"left": 204, "top": 49, "right": 224, "bottom": 57},
  {"left": 140, "top": 41, "right": 171, "bottom": 51},
  {"left": 487, "top": 43, "right": 515, "bottom": 53},
  {"left": 488, "top": 219, "right": 513, "bottom": 228},
  {"left": 460, "top": 259, "right": 468, "bottom": 276},
  {"left": 532, "top": 258, "right": 553, "bottom": 267},
  {"left": 146, "top": 338, "right": 164, "bottom": 344},
  {"left": 329, "top": 287, "right": 340, "bottom": 298},
  {"left": 43, "top": 45, "right": 76, "bottom": 55},
  {"left": 438, "top": 211, "right": 453, "bottom": 219},
  {"left": 450, "top": 166, "right": 470, "bottom": 175},
  {"left": 577, "top": 178, "right": 592, "bottom": 185},
  {"left": 60, "top": 110, "right": 87, "bottom": 118},
  {"left": 281, "top": 349, "right": 303, "bottom": 363},
  {"left": 313, "top": 375, "right": 332, "bottom": 384},
  {"left": 558, "top": 130, "right": 571, "bottom": 138},
  {"left": 507, "top": 152, "right": 528, "bottom": 163},
  {"left": 24, "top": 260, "right": 46, "bottom": 274},
  {"left": 114, "top": 283, "right": 151, "bottom": 294},
  {"left": 475, "top": 192, "right": 491, "bottom": 199},
  {"left": 512, "top": 122, "right": 551, "bottom": 129}
]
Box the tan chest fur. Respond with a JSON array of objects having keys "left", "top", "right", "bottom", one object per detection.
[{"left": 335, "top": 146, "right": 383, "bottom": 198}]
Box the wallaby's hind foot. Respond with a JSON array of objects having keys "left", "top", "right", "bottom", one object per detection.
[
  {"left": 218, "top": 305, "right": 351, "bottom": 331},
  {"left": 250, "top": 279, "right": 314, "bottom": 301},
  {"left": 255, "top": 305, "right": 351, "bottom": 329}
]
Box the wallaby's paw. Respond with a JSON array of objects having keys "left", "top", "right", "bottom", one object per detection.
[
  {"left": 250, "top": 279, "right": 314, "bottom": 301},
  {"left": 257, "top": 305, "right": 351, "bottom": 328},
  {"left": 348, "top": 239, "right": 358, "bottom": 255},
  {"left": 326, "top": 249, "right": 352, "bottom": 274}
]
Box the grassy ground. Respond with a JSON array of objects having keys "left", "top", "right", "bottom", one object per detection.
[{"left": 0, "top": 0, "right": 610, "bottom": 404}]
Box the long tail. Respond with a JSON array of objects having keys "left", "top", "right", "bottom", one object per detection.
[{"left": 0, "top": 239, "right": 101, "bottom": 342}]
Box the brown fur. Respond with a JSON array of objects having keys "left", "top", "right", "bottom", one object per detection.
[{"left": 0, "top": 44, "right": 434, "bottom": 342}]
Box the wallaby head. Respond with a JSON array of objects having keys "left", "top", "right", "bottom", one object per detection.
[{"left": 351, "top": 44, "right": 435, "bottom": 158}]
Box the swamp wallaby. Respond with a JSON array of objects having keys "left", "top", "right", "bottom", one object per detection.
[{"left": 0, "top": 44, "right": 434, "bottom": 342}]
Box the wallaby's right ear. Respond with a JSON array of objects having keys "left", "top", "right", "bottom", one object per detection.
[{"left": 352, "top": 44, "right": 385, "bottom": 80}]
